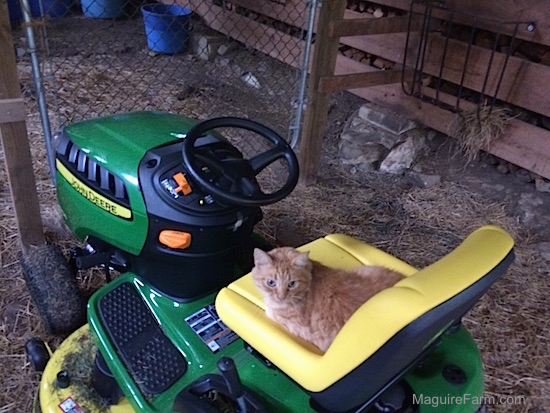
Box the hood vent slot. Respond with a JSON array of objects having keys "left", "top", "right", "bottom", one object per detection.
[{"left": 56, "top": 130, "right": 130, "bottom": 208}]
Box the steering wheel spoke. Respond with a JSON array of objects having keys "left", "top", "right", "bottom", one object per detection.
[
  {"left": 236, "top": 176, "right": 262, "bottom": 197},
  {"left": 248, "top": 146, "right": 286, "bottom": 174}
]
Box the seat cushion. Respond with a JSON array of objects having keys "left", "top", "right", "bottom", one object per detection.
[{"left": 215, "top": 226, "right": 514, "bottom": 393}]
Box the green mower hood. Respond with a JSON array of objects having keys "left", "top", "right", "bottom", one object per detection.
[{"left": 56, "top": 111, "right": 198, "bottom": 255}]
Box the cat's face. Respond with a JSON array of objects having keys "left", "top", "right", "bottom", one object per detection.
[{"left": 252, "top": 247, "right": 312, "bottom": 304}]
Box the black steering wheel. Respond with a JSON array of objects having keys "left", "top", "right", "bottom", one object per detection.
[{"left": 182, "top": 117, "right": 299, "bottom": 207}]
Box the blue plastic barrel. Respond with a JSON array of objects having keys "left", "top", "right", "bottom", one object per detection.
[
  {"left": 8, "top": 0, "right": 22, "bottom": 22},
  {"left": 141, "top": 3, "right": 191, "bottom": 54},
  {"left": 30, "top": 0, "right": 72, "bottom": 18},
  {"left": 80, "top": 0, "right": 125, "bottom": 18}
]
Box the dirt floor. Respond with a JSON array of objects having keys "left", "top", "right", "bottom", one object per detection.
[{"left": 2, "top": 12, "right": 550, "bottom": 413}]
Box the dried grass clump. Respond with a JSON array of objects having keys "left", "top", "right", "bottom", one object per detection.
[
  {"left": 61, "top": 334, "right": 111, "bottom": 412},
  {"left": 451, "top": 104, "right": 514, "bottom": 162}
]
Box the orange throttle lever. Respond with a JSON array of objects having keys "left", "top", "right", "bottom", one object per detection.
[{"left": 173, "top": 172, "right": 192, "bottom": 195}]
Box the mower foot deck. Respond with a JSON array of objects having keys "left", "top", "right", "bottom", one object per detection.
[{"left": 99, "top": 282, "right": 187, "bottom": 394}]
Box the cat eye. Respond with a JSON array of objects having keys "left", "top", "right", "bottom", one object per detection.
[
  {"left": 266, "top": 279, "right": 276, "bottom": 287},
  {"left": 288, "top": 281, "right": 297, "bottom": 289}
]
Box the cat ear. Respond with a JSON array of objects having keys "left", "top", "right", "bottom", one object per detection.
[
  {"left": 292, "top": 251, "right": 310, "bottom": 268},
  {"left": 254, "top": 248, "right": 273, "bottom": 267}
]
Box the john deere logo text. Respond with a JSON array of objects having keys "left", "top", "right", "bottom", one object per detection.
[{"left": 56, "top": 160, "right": 132, "bottom": 219}]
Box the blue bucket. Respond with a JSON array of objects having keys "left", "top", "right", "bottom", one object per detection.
[
  {"left": 141, "top": 3, "right": 191, "bottom": 54},
  {"left": 81, "top": 0, "right": 125, "bottom": 18}
]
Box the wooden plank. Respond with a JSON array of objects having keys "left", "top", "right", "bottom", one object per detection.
[
  {"left": 298, "top": 0, "right": 346, "bottom": 185},
  {"left": 180, "top": 0, "right": 309, "bottom": 29},
  {"left": 0, "top": 98, "right": 26, "bottom": 124},
  {"left": 329, "top": 15, "right": 423, "bottom": 38},
  {"left": 334, "top": 55, "right": 550, "bottom": 180},
  {"left": 0, "top": 2, "right": 45, "bottom": 249},
  {"left": 358, "top": 0, "right": 548, "bottom": 47},
  {"left": 228, "top": 0, "right": 308, "bottom": 28},
  {"left": 318, "top": 68, "right": 413, "bottom": 93},
  {"left": 339, "top": 31, "right": 550, "bottom": 118}
]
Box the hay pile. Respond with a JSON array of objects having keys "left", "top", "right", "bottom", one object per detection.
[{"left": 451, "top": 104, "right": 514, "bottom": 163}]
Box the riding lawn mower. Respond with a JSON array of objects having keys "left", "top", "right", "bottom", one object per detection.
[{"left": 21, "top": 111, "right": 515, "bottom": 413}]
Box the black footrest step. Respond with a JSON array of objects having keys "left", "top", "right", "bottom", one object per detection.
[{"left": 98, "top": 282, "right": 187, "bottom": 395}]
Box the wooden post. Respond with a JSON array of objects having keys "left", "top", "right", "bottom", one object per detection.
[
  {"left": 0, "top": 2, "right": 45, "bottom": 250},
  {"left": 298, "top": 0, "right": 347, "bottom": 185}
]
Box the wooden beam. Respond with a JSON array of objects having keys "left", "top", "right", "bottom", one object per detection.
[
  {"left": 0, "top": 1, "right": 45, "bottom": 249},
  {"left": 318, "top": 68, "right": 414, "bottom": 93},
  {"left": 298, "top": 0, "right": 347, "bottom": 185},
  {"left": 329, "top": 15, "right": 423, "bottom": 38},
  {"left": 0, "top": 98, "right": 26, "bottom": 124},
  {"left": 220, "top": 0, "right": 308, "bottom": 29}
]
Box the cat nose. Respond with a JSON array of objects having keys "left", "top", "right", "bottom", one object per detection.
[{"left": 276, "top": 290, "right": 287, "bottom": 300}]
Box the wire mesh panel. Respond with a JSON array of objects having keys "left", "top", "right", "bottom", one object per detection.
[
  {"left": 401, "top": 0, "right": 523, "bottom": 115},
  {"left": 9, "top": 0, "right": 314, "bottom": 141}
]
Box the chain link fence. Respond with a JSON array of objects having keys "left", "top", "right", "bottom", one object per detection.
[{"left": 9, "top": 0, "right": 316, "bottom": 145}]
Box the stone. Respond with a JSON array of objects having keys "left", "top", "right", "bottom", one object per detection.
[
  {"left": 216, "top": 57, "right": 230, "bottom": 67},
  {"left": 519, "top": 192, "right": 544, "bottom": 208},
  {"left": 217, "top": 43, "right": 235, "bottom": 56},
  {"left": 358, "top": 103, "right": 418, "bottom": 135},
  {"left": 496, "top": 162, "right": 510, "bottom": 174},
  {"left": 517, "top": 193, "right": 545, "bottom": 227},
  {"left": 379, "top": 136, "right": 423, "bottom": 174},
  {"left": 191, "top": 33, "right": 227, "bottom": 61},
  {"left": 515, "top": 168, "right": 534, "bottom": 183},
  {"left": 373, "top": 7, "right": 384, "bottom": 18},
  {"left": 371, "top": 57, "right": 395, "bottom": 70},
  {"left": 339, "top": 134, "right": 388, "bottom": 165},
  {"left": 241, "top": 72, "right": 261, "bottom": 89},
  {"left": 408, "top": 172, "right": 442, "bottom": 188},
  {"left": 346, "top": 117, "right": 404, "bottom": 149},
  {"left": 535, "top": 178, "right": 550, "bottom": 193}
]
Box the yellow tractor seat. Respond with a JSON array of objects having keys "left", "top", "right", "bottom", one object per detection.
[{"left": 215, "top": 225, "right": 515, "bottom": 412}]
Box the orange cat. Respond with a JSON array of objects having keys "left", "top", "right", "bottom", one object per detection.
[{"left": 252, "top": 247, "right": 405, "bottom": 352}]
